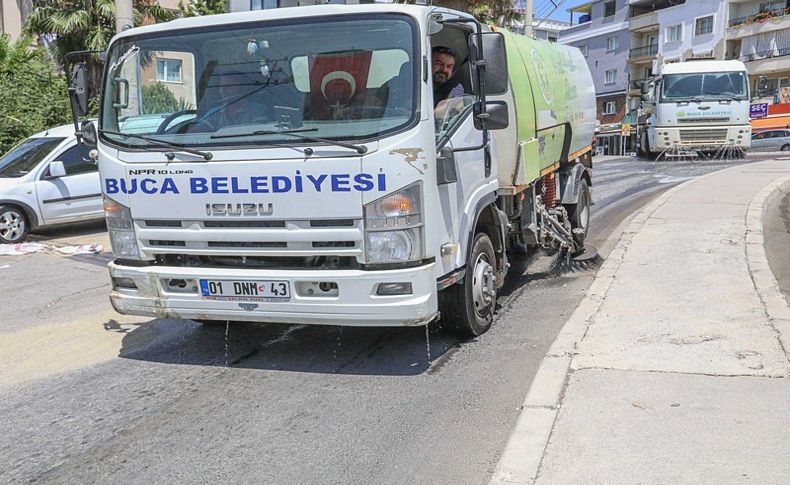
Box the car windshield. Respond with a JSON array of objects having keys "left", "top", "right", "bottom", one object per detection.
[
  {"left": 661, "top": 71, "right": 748, "bottom": 101},
  {"left": 0, "top": 137, "right": 65, "bottom": 178},
  {"left": 101, "top": 14, "right": 417, "bottom": 149}
]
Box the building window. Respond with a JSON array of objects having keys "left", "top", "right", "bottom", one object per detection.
[
  {"left": 605, "top": 69, "right": 617, "bottom": 84},
  {"left": 606, "top": 36, "right": 618, "bottom": 52},
  {"left": 548, "top": 36, "right": 557, "bottom": 43},
  {"left": 156, "top": 58, "right": 182, "bottom": 83},
  {"left": 251, "top": 0, "right": 278, "bottom": 9},
  {"left": 666, "top": 24, "right": 682, "bottom": 42},
  {"left": 695, "top": 16, "right": 714, "bottom": 36},
  {"left": 604, "top": 1, "right": 615, "bottom": 18},
  {"left": 579, "top": 45, "right": 589, "bottom": 57},
  {"left": 603, "top": 101, "right": 616, "bottom": 115}
]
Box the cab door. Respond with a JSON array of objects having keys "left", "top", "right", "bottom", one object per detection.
[{"left": 36, "top": 143, "right": 103, "bottom": 223}]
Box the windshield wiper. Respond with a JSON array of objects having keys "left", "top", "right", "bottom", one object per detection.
[
  {"left": 101, "top": 130, "right": 213, "bottom": 161},
  {"left": 211, "top": 127, "right": 367, "bottom": 155},
  {"left": 708, "top": 93, "right": 744, "bottom": 101}
]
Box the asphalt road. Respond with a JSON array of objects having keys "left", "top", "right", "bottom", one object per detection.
[{"left": 0, "top": 154, "right": 776, "bottom": 484}]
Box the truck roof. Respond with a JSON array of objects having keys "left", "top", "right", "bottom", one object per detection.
[
  {"left": 113, "top": 4, "right": 454, "bottom": 41},
  {"left": 661, "top": 60, "right": 747, "bottom": 75}
]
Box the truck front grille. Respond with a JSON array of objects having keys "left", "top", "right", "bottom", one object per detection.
[
  {"left": 135, "top": 218, "right": 364, "bottom": 258},
  {"left": 679, "top": 129, "right": 728, "bottom": 144}
]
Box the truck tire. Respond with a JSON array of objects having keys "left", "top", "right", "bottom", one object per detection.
[
  {"left": 441, "top": 232, "right": 496, "bottom": 338},
  {"left": 564, "top": 178, "right": 591, "bottom": 247},
  {"left": 0, "top": 205, "right": 30, "bottom": 244}
]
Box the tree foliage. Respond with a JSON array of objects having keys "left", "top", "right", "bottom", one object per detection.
[
  {"left": 141, "top": 82, "right": 194, "bottom": 114},
  {"left": 0, "top": 35, "right": 72, "bottom": 154},
  {"left": 24, "top": 0, "right": 176, "bottom": 68},
  {"left": 178, "top": 0, "right": 225, "bottom": 17}
]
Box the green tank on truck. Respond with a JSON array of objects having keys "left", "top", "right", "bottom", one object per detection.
[{"left": 64, "top": 5, "right": 597, "bottom": 339}]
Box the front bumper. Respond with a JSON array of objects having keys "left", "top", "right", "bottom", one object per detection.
[
  {"left": 108, "top": 261, "right": 438, "bottom": 327},
  {"left": 651, "top": 125, "right": 751, "bottom": 150}
]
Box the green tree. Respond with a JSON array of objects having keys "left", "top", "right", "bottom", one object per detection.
[
  {"left": 0, "top": 34, "right": 72, "bottom": 154},
  {"left": 24, "top": 0, "right": 176, "bottom": 68},
  {"left": 141, "top": 82, "right": 193, "bottom": 114},
  {"left": 178, "top": 0, "right": 225, "bottom": 17}
]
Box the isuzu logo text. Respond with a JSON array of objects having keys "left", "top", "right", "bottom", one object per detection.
[{"left": 206, "top": 203, "right": 273, "bottom": 216}]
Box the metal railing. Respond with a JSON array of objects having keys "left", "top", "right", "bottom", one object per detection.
[
  {"left": 629, "top": 44, "right": 658, "bottom": 58},
  {"left": 629, "top": 78, "right": 649, "bottom": 90},
  {"left": 740, "top": 47, "right": 790, "bottom": 62}
]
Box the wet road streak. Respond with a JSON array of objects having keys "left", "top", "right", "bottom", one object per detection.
[{"left": 0, "top": 155, "right": 766, "bottom": 484}]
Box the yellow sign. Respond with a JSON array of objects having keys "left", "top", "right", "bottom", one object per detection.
[{"left": 621, "top": 123, "right": 632, "bottom": 135}]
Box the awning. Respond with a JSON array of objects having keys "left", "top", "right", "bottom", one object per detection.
[{"left": 752, "top": 115, "right": 790, "bottom": 131}]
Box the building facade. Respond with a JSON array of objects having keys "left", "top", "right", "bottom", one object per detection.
[
  {"left": 560, "top": 0, "right": 631, "bottom": 154},
  {"left": 726, "top": 0, "right": 790, "bottom": 130}
]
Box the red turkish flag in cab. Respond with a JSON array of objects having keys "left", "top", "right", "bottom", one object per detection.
[{"left": 308, "top": 50, "right": 372, "bottom": 120}]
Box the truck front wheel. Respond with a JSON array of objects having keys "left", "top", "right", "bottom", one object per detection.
[{"left": 441, "top": 232, "right": 496, "bottom": 338}]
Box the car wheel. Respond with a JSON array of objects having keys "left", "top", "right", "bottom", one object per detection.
[
  {"left": 440, "top": 232, "right": 496, "bottom": 339},
  {"left": 0, "top": 205, "right": 30, "bottom": 244},
  {"left": 781, "top": 144, "right": 790, "bottom": 151}
]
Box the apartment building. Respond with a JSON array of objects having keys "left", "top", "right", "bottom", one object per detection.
[
  {"left": 726, "top": 0, "right": 790, "bottom": 130},
  {"left": 626, "top": 0, "right": 727, "bottom": 111},
  {"left": 559, "top": 0, "right": 631, "bottom": 154}
]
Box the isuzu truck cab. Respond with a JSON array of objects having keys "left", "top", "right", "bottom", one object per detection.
[
  {"left": 638, "top": 60, "right": 751, "bottom": 158},
  {"left": 68, "top": 4, "right": 596, "bottom": 337}
]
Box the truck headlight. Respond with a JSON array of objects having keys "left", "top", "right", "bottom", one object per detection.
[
  {"left": 363, "top": 182, "right": 423, "bottom": 263},
  {"left": 104, "top": 197, "right": 140, "bottom": 259}
]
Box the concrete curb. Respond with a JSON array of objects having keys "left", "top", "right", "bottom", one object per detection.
[
  {"left": 744, "top": 175, "right": 790, "bottom": 362},
  {"left": 488, "top": 181, "right": 687, "bottom": 485},
  {"left": 488, "top": 162, "right": 790, "bottom": 485}
]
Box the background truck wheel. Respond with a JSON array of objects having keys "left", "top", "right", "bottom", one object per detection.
[
  {"left": 565, "top": 179, "right": 591, "bottom": 247},
  {"left": 441, "top": 232, "right": 496, "bottom": 338},
  {"left": 0, "top": 205, "right": 29, "bottom": 244}
]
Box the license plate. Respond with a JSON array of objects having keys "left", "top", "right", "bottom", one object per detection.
[{"left": 199, "top": 279, "right": 290, "bottom": 301}]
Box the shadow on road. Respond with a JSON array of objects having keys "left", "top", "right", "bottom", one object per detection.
[{"left": 108, "top": 316, "right": 461, "bottom": 377}]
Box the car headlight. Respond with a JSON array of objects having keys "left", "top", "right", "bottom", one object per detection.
[
  {"left": 103, "top": 197, "right": 140, "bottom": 259},
  {"left": 364, "top": 182, "right": 423, "bottom": 263}
]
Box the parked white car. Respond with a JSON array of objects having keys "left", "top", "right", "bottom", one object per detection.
[{"left": 0, "top": 124, "right": 103, "bottom": 244}]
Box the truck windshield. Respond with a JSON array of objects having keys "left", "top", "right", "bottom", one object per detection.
[
  {"left": 100, "top": 14, "right": 417, "bottom": 149},
  {"left": 0, "top": 137, "right": 65, "bottom": 178},
  {"left": 660, "top": 71, "right": 748, "bottom": 102}
]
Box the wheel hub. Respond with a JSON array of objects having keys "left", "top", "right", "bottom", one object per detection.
[
  {"left": 472, "top": 254, "right": 495, "bottom": 316},
  {"left": 0, "top": 211, "right": 25, "bottom": 241}
]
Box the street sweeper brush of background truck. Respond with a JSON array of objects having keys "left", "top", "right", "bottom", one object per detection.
[{"left": 65, "top": 4, "right": 596, "bottom": 338}]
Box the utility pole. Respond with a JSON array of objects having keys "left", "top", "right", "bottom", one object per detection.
[
  {"left": 116, "top": 0, "right": 134, "bottom": 33},
  {"left": 524, "top": 0, "right": 533, "bottom": 37}
]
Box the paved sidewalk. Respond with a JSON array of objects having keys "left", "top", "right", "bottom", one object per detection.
[{"left": 492, "top": 160, "right": 790, "bottom": 484}]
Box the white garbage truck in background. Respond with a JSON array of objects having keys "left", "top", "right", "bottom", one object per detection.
[
  {"left": 67, "top": 4, "right": 596, "bottom": 337},
  {"left": 637, "top": 60, "right": 751, "bottom": 159}
]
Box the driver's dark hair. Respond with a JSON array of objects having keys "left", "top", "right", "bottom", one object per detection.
[{"left": 432, "top": 46, "right": 458, "bottom": 57}]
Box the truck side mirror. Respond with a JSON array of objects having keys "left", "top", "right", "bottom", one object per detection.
[
  {"left": 48, "top": 161, "right": 67, "bottom": 178},
  {"left": 70, "top": 63, "right": 90, "bottom": 117},
  {"left": 756, "top": 75, "right": 770, "bottom": 98},
  {"left": 80, "top": 120, "right": 98, "bottom": 147},
  {"left": 469, "top": 32, "right": 509, "bottom": 96},
  {"left": 474, "top": 100, "right": 509, "bottom": 130}
]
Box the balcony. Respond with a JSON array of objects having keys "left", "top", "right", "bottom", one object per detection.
[
  {"left": 740, "top": 47, "right": 790, "bottom": 62},
  {"left": 727, "top": 8, "right": 790, "bottom": 39},
  {"left": 729, "top": 8, "right": 789, "bottom": 27},
  {"left": 630, "top": 44, "right": 659, "bottom": 58}
]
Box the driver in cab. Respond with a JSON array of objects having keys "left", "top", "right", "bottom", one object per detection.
[{"left": 208, "top": 76, "right": 272, "bottom": 128}]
